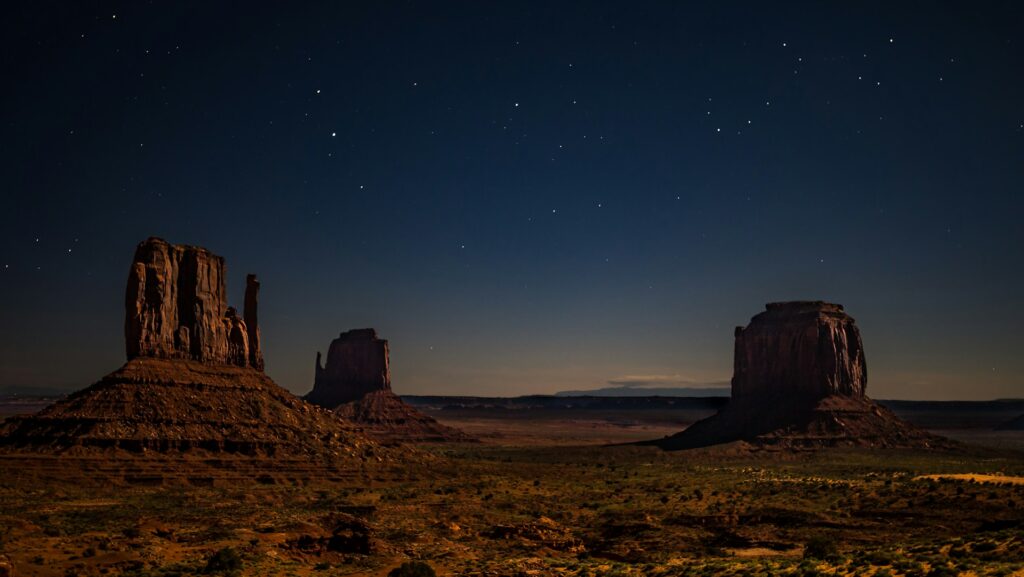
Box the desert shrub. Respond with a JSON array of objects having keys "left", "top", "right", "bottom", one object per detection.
[
  {"left": 803, "top": 534, "right": 838, "bottom": 560},
  {"left": 865, "top": 550, "right": 897, "bottom": 565},
  {"left": 387, "top": 561, "right": 436, "bottom": 577},
  {"left": 972, "top": 541, "right": 997, "bottom": 553},
  {"left": 926, "top": 563, "right": 958, "bottom": 577},
  {"left": 203, "top": 547, "right": 242, "bottom": 574}
]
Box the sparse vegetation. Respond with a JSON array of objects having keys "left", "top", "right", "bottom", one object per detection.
[
  {"left": 1, "top": 425, "right": 1022, "bottom": 576},
  {"left": 803, "top": 534, "right": 838, "bottom": 560},
  {"left": 387, "top": 561, "right": 436, "bottom": 577},
  {"left": 203, "top": 547, "right": 242, "bottom": 574}
]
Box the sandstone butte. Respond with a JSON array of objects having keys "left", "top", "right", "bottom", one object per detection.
[
  {"left": 305, "top": 329, "right": 474, "bottom": 444},
  {"left": 0, "top": 238, "right": 400, "bottom": 477},
  {"left": 654, "top": 301, "right": 953, "bottom": 450}
]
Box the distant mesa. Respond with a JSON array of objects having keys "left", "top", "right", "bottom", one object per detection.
[
  {"left": 0, "top": 237, "right": 388, "bottom": 466},
  {"left": 307, "top": 329, "right": 391, "bottom": 407},
  {"left": 653, "top": 301, "right": 952, "bottom": 450},
  {"left": 306, "top": 329, "right": 474, "bottom": 444}
]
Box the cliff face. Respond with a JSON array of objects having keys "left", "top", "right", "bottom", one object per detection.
[
  {"left": 732, "top": 302, "right": 867, "bottom": 403},
  {"left": 124, "top": 237, "right": 262, "bottom": 369},
  {"left": 306, "top": 329, "right": 391, "bottom": 407}
]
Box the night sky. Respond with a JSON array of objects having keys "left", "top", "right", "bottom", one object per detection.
[{"left": 2, "top": 2, "right": 1022, "bottom": 400}]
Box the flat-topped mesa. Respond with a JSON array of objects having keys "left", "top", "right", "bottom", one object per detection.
[
  {"left": 306, "top": 329, "right": 391, "bottom": 407},
  {"left": 649, "top": 301, "right": 949, "bottom": 450},
  {"left": 124, "top": 237, "right": 262, "bottom": 369},
  {"left": 732, "top": 301, "right": 866, "bottom": 403}
]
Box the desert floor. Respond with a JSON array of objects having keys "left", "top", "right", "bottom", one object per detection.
[{"left": 1, "top": 411, "right": 1023, "bottom": 577}]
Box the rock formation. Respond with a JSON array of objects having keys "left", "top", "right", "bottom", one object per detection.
[
  {"left": 307, "top": 329, "right": 391, "bottom": 407},
  {"left": 125, "top": 237, "right": 261, "bottom": 368},
  {"left": 306, "top": 330, "right": 474, "bottom": 443},
  {"left": 654, "top": 301, "right": 950, "bottom": 450},
  {"left": 732, "top": 302, "right": 866, "bottom": 401},
  {"left": 0, "top": 358, "right": 377, "bottom": 458},
  {"left": 0, "top": 238, "right": 395, "bottom": 469},
  {"left": 244, "top": 274, "right": 264, "bottom": 370}
]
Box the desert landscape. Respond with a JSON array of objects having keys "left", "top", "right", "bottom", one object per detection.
[
  {"left": 3, "top": 3, "right": 1023, "bottom": 576},
  {"left": 0, "top": 239, "right": 1022, "bottom": 577}
]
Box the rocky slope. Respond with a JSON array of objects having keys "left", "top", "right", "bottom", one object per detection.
[
  {"left": 335, "top": 389, "right": 474, "bottom": 444},
  {"left": 655, "top": 301, "right": 950, "bottom": 450},
  {"left": 0, "top": 358, "right": 381, "bottom": 459}
]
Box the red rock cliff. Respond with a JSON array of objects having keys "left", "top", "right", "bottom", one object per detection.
[
  {"left": 124, "top": 237, "right": 262, "bottom": 369},
  {"left": 731, "top": 301, "right": 866, "bottom": 403}
]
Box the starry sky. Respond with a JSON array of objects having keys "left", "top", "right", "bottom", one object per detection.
[{"left": 1, "top": 1, "right": 1022, "bottom": 400}]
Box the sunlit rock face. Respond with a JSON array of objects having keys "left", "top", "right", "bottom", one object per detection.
[
  {"left": 124, "top": 237, "right": 262, "bottom": 369},
  {"left": 732, "top": 301, "right": 867, "bottom": 403}
]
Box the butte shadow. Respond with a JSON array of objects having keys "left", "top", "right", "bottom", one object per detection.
[
  {"left": 646, "top": 301, "right": 953, "bottom": 451},
  {"left": 305, "top": 329, "right": 475, "bottom": 444},
  {"left": 0, "top": 238, "right": 400, "bottom": 480}
]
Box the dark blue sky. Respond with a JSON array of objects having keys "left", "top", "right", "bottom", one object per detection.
[{"left": 2, "top": 1, "right": 1022, "bottom": 399}]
